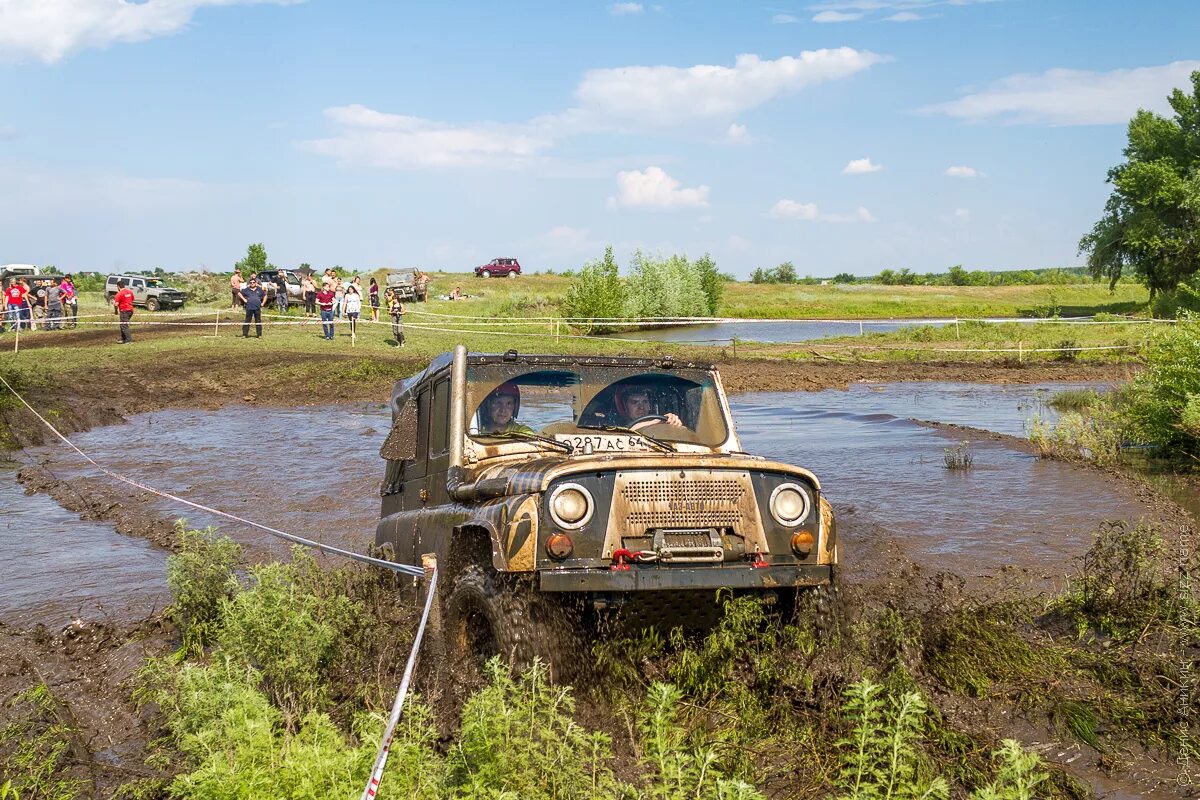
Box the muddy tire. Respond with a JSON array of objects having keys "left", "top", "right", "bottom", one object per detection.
[
  {"left": 444, "top": 562, "right": 581, "bottom": 683},
  {"left": 146, "top": 297, "right": 159, "bottom": 312}
]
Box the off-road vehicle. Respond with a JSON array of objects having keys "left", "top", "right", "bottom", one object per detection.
[
  {"left": 255, "top": 269, "right": 304, "bottom": 307},
  {"left": 386, "top": 269, "right": 429, "bottom": 302},
  {"left": 105, "top": 274, "right": 186, "bottom": 311},
  {"left": 376, "top": 346, "right": 836, "bottom": 672},
  {"left": 473, "top": 257, "right": 521, "bottom": 278}
]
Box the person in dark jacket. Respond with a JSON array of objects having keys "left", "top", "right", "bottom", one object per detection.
[
  {"left": 274, "top": 271, "right": 289, "bottom": 314},
  {"left": 240, "top": 277, "right": 266, "bottom": 338}
]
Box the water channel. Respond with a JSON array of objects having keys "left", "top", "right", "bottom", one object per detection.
[
  {"left": 2, "top": 381, "right": 1179, "bottom": 627},
  {"left": 614, "top": 318, "right": 966, "bottom": 345}
]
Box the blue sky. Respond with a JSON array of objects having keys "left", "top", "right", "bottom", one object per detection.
[{"left": 0, "top": 0, "right": 1197, "bottom": 277}]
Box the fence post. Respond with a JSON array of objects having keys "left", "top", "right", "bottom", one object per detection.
[
  {"left": 955, "top": 318, "right": 960, "bottom": 340},
  {"left": 213, "top": 309, "right": 220, "bottom": 337},
  {"left": 859, "top": 320, "right": 864, "bottom": 336},
  {"left": 1018, "top": 340, "right": 1023, "bottom": 362},
  {"left": 13, "top": 319, "right": 17, "bottom": 353}
]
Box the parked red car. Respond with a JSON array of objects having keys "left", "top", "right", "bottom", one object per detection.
[{"left": 474, "top": 257, "right": 521, "bottom": 278}]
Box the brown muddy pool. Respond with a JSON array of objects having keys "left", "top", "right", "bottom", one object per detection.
[{"left": 2, "top": 381, "right": 1172, "bottom": 626}]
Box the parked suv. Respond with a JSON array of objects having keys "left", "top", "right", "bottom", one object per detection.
[
  {"left": 105, "top": 274, "right": 186, "bottom": 311},
  {"left": 473, "top": 257, "right": 521, "bottom": 278},
  {"left": 376, "top": 347, "right": 836, "bottom": 675},
  {"left": 255, "top": 269, "right": 304, "bottom": 307}
]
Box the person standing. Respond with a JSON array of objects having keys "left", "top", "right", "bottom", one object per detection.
[
  {"left": 230, "top": 269, "right": 243, "bottom": 309},
  {"left": 368, "top": 277, "right": 380, "bottom": 323},
  {"left": 386, "top": 286, "right": 405, "bottom": 346},
  {"left": 316, "top": 284, "right": 336, "bottom": 340},
  {"left": 59, "top": 276, "right": 77, "bottom": 328},
  {"left": 301, "top": 274, "right": 317, "bottom": 316},
  {"left": 344, "top": 283, "right": 362, "bottom": 338},
  {"left": 274, "top": 270, "right": 289, "bottom": 315},
  {"left": 239, "top": 277, "right": 266, "bottom": 338},
  {"left": 333, "top": 278, "right": 345, "bottom": 319},
  {"left": 4, "top": 278, "right": 29, "bottom": 332},
  {"left": 44, "top": 281, "right": 63, "bottom": 330},
  {"left": 113, "top": 279, "right": 135, "bottom": 344}
]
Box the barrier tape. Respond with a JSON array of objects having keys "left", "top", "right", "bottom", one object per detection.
[{"left": 361, "top": 563, "right": 438, "bottom": 800}]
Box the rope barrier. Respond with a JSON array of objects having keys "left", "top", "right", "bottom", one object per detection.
[{"left": 0, "top": 373, "right": 423, "bottom": 577}]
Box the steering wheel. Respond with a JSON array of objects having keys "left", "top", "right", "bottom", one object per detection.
[{"left": 629, "top": 414, "right": 669, "bottom": 430}]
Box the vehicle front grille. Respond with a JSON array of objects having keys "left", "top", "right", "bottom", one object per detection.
[{"left": 616, "top": 472, "right": 749, "bottom": 532}]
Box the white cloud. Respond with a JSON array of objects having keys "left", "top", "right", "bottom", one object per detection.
[
  {"left": 608, "top": 166, "right": 709, "bottom": 210},
  {"left": 571, "top": 48, "right": 887, "bottom": 127},
  {"left": 770, "top": 199, "right": 873, "bottom": 222},
  {"left": 842, "top": 157, "right": 882, "bottom": 174},
  {"left": 535, "top": 225, "right": 597, "bottom": 257},
  {"left": 728, "top": 234, "right": 752, "bottom": 251},
  {"left": 953, "top": 208, "right": 970, "bottom": 221},
  {"left": 772, "top": 13, "right": 801, "bottom": 23},
  {"left": 812, "top": 10, "right": 863, "bottom": 21},
  {"left": 0, "top": 124, "right": 17, "bottom": 140},
  {"left": 299, "top": 104, "right": 553, "bottom": 169},
  {"left": 885, "top": 11, "right": 921, "bottom": 21},
  {"left": 0, "top": 0, "right": 299, "bottom": 64},
  {"left": 923, "top": 60, "right": 1200, "bottom": 125},
  {"left": 303, "top": 48, "right": 886, "bottom": 170},
  {"left": 808, "top": 0, "right": 994, "bottom": 11},
  {"left": 608, "top": 2, "right": 643, "bottom": 15},
  {"left": 945, "top": 165, "right": 984, "bottom": 178}
]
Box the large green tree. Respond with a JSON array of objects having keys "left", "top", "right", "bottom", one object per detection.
[
  {"left": 234, "top": 242, "right": 270, "bottom": 274},
  {"left": 1079, "top": 71, "right": 1200, "bottom": 303}
]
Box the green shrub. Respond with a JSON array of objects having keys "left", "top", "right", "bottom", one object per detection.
[
  {"left": 834, "top": 679, "right": 949, "bottom": 800},
  {"left": 1118, "top": 316, "right": 1200, "bottom": 459},
  {"left": 215, "top": 550, "right": 361, "bottom": 714},
  {"left": 639, "top": 682, "right": 765, "bottom": 800},
  {"left": 1046, "top": 389, "right": 1100, "bottom": 412},
  {"left": 1028, "top": 410, "right": 1122, "bottom": 467},
  {"left": 449, "top": 659, "right": 625, "bottom": 799},
  {"left": 143, "top": 656, "right": 443, "bottom": 799},
  {"left": 165, "top": 523, "right": 242, "bottom": 648},
  {"left": 0, "top": 683, "right": 84, "bottom": 800},
  {"left": 967, "top": 739, "right": 1049, "bottom": 800},
  {"left": 1150, "top": 282, "right": 1200, "bottom": 318},
  {"left": 623, "top": 251, "right": 711, "bottom": 320},
  {"left": 561, "top": 246, "right": 625, "bottom": 332}
]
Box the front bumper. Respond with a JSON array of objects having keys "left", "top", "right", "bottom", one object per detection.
[{"left": 539, "top": 563, "right": 832, "bottom": 592}]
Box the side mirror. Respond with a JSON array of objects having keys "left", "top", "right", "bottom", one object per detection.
[{"left": 379, "top": 398, "right": 419, "bottom": 461}]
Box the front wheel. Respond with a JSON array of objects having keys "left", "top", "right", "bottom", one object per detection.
[
  {"left": 443, "top": 563, "right": 580, "bottom": 683},
  {"left": 146, "top": 297, "right": 160, "bottom": 312},
  {"left": 480, "top": 269, "right": 491, "bottom": 278}
]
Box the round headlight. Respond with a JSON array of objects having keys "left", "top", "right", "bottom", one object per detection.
[
  {"left": 549, "top": 483, "right": 593, "bottom": 529},
  {"left": 770, "top": 483, "right": 810, "bottom": 526}
]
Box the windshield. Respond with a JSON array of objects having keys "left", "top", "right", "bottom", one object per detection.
[{"left": 465, "top": 364, "right": 731, "bottom": 448}]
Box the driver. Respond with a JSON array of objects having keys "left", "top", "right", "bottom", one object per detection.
[
  {"left": 479, "top": 382, "right": 534, "bottom": 435},
  {"left": 614, "top": 384, "right": 683, "bottom": 428}
]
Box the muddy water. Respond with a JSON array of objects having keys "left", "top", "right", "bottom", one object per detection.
[
  {"left": 5, "top": 381, "right": 1171, "bottom": 625},
  {"left": 0, "top": 466, "right": 169, "bottom": 627}
]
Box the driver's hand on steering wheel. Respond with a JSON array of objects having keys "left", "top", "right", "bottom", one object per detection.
[{"left": 662, "top": 412, "right": 683, "bottom": 427}]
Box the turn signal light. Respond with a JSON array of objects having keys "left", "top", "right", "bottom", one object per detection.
[
  {"left": 790, "top": 530, "right": 815, "bottom": 557},
  {"left": 546, "top": 533, "right": 574, "bottom": 560}
]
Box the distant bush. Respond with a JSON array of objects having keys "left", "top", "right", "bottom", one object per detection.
[
  {"left": 1151, "top": 281, "right": 1200, "bottom": 318},
  {"left": 174, "top": 271, "right": 224, "bottom": 304},
  {"left": 560, "top": 246, "right": 625, "bottom": 332},
  {"left": 624, "top": 251, "right": 711, "bottom": 319},
  {"left": 1118, "top": 315, "right": 1200, "bottom": 458}
]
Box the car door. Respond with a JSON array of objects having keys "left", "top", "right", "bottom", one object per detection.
[{"left": 131, "top": 278, "right": 146, "bottom": 304}]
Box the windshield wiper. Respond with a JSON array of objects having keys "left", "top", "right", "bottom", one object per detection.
[
  {"left": 478, "top": 430, "right": 573, "bottom": 454},
  {"left": 578, "top": 424, "right": 675, "bottom": 453}
]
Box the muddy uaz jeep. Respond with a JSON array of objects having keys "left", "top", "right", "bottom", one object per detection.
[{"left": 376, "top": 347, "right": 836, "bottom": 669}]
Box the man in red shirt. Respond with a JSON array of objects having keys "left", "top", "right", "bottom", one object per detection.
[
  {"left": 316, "top": 286, "right": 336, "bottom": 340},
  {"left": 113, "top": 279, "right": 136, "bottom": 344},
  {"left": 4, "top": 278, "right": 30, "bottom": 332}
]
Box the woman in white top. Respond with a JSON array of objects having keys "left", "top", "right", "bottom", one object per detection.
[{"left": 343, "top": 283, "right": 363, "bottom": 337}]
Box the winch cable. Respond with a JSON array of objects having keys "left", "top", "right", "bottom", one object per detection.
[
  {"left": 360, "top": 564, "right": 438, "bottom": 800},
  {"left": 0, "top": 373, "right": 424, "bottom": 578}
]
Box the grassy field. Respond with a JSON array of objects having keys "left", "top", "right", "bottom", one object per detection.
[{"left": 73, "top": 272, "right": 1150, "bottom": 322}]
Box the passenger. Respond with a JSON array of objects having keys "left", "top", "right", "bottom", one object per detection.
[
  {"left": 613, "top": 384, "right": 684, "bottom": 428},
  {"left": 480, "top": 383, "right": 534, "bottom": 435}
]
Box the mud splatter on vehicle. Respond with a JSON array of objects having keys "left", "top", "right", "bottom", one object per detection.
[{"left": 376, "top": 346, "right": 836, "bottom": 675}]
